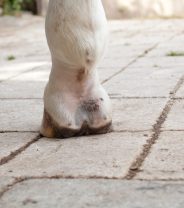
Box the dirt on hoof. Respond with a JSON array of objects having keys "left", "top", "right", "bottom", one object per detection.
[{"left": 40, "top": 110, "right": 113, "bottom": 139}]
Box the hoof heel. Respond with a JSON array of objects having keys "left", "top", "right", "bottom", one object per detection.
[{"left": 40, "top": 110, "right": 112, "bottom": 139}]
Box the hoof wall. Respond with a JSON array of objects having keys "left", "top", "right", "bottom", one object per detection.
[{"left": 40, "top": 110, "right": 112, "bottom": 139}]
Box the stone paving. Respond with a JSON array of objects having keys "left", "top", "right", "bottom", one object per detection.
[{"left": 0, "top": 15, "right": 184, "bottom": 207}]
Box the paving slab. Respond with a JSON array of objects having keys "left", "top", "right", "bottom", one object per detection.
[
  {"left": 112, "top": 98, "right": 167, "bottom": 131},
  {"left": 0, "top": 177, "right": 15, "bottom": 193},
  {"left": 104, "top": 65, "right": 184, "bottom": 97},
  {"left": 11, "top": 64, "right": 51, "bottom": 82},
  {"left": 0, "top": 133, "right": 38, "bottom": 164},
  {"left": 99, "top": 67, "right": 122, "bottom": 83},
  {"left": 0, "top": 99, "right": 43, "bottom": 132},
  {"left": 176, "top": 85, "right": 184, "bottom": 98},
  {"left": 0, "top": 17, "right": 49, "bottom": 65},
  {"left": 0, "top": 62, "right": 47, "bottom": 81},
  {"left": 0, "top": 132, "right": 148, "bottom": 178},
  {"left": 136, "top": 131, "right": 184, "bottom": 180},
  {"left": 131, "top": 56, "right": 184, "bottom": 68},
  {"left": 163, "top": 99, "right": 184, "bottom": 130},
  {"left": 147, "top": 45, "right": 184, "bottom": 57},
  {"left": 0, "top": 14, "right": 43, "bottom": 36},
  {"left": 0, "top": 81, "right": 45, "bottom": 99},
  {"left": 0, "top": 179, "right": 184, "bottom": 208},
  {"left": 99, "top": 56, "right": 134, "bottom": 68},
  {"left": 146, "top": 33, "right": 184, "bottom": 57},
  {"left": 0, "top": 98, "right": 166, "bottom": 132}
]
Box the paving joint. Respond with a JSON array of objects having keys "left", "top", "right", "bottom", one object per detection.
[
  {"left": 125, "top": 74, "right": 184, "bottom": 180},
  {"left": 0, "top": 135, "right": 41, "bottom": 166},
  {"left": 1, "top": 175, "right": 184, "bottom": 199},
  {"left": 0, "top": 177, "right": 25, "bottom": 199},
  {"left": 102, "top": 44, "right": 159, "bottom": 85},
  {"left": 0, "top": 131, "right": 39, "bottom": 133}
]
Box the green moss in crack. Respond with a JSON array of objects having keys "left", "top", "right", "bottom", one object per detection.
[
  {"left": 166, "top": 51, "right": 184, "bottom": 57},
  {"left": 7, "top": 55, "right": 16, "bottom": 61}
]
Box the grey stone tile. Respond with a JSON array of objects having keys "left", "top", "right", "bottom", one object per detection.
[
  {"left": 0, "top": 179, "right": 184, "bottom": 208},
  {"left": 136, "top": 131, "right": 184, "bottom": 180},
  {"left": 175, "top": 85, "right": 184, "bottom": 98},
  {"left": 0, "top": 81, "right": 45, "bottom": 99},
  {"left": 112, "top": 98, "right": 167, "bottom": 131},
  {"left": 0, "top": 133, "right": 38, "bottom": 163},
  {"left": 163, "top": 100, "right": 184, "bottom": 130},
  {"left": 0, "top": 99, "right": 43, "bottom": 132},
  {"left": 0, "top": 177, "right": 15, "bottom": 193},
  {"left": 0, "top": 98, "right": 166, "bottom": 132},
  {"left": 0, "top": 62, "right": 47, "bottom": 81},
  {"left": 0, "top": 132, "right": 148, "bottom": 178},
  {"left": 104, "top": 66, "right": 184, "bottom": 97}
]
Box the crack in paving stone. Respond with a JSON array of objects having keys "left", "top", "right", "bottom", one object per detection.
[
  {"left": 114, "top": 130, "right": 151, "bottom": 133},
  {"left": 125, "top": 74, "right": 184, "bottom": 180},
  {"left": 0, "top": 131, "right": 39, "bottom": 133},
  {"left": 161, "top": 129, "right": 184, "bottom": 132},
  {"left": 0, "top": 177, "right": 26, "bottom": 199},
  {"left": 102, "top": 30, "right": 184, "bottom": 86},
  {"left": 173, "top": 97, "right": 184, "bottom": 100},
  {"left": 0, "top": 135, "right": 41, "bottom": 166},
  {"left": 102, "top": 44, "right": 158, "bottom": 85},
  {"left": 0, "top": 175, "right": 123, "bottom": 199},
  {"left": 1, "top": 176, "right": 184, "bottom": 200}
]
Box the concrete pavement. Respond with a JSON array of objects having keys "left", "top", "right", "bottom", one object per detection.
[{"left": 0, "top": 15, "right": 184, "bottom": 207}]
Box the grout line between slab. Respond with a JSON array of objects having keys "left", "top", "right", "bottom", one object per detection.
[
  {"left": 0, "top": 131, "right": 39, "bottom": 133},
  {"left": 125, "top": 74, "right": 184, "bottom": 180},
  {"left": 0, "top": 135, "right": 41, "bottom": 166},
  {"left": 102, "top": 30, "right": 184, "bottom": 85},
  {"left": 101, "top": 44, "right": 159, "bottom": 85},
  {"left": 0, "top": 177, "right": 25, "bottom": 199},
  {"left": 1, "top": 175, "right": 184, "bottom": 199}
]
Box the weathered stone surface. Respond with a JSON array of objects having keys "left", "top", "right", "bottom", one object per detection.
[
  {"left": 99, "top": 67, "right": 122, "bottom": 83},
  {"left": 176, "top": 85, "right": 184, "bottom": 98},
  {"left": 0, "top": 177, "right": 15, "bottom": 193},
  {"left": 136, "top": 132, "right": 184, "bottom": 180},
  {"left": 0, "top": 62, "right": 47, "bottom": 81},
  {"left": 112, "top": 98, "right": 167, "bottom": 131},
  {"left": 1, "top": 15, "right": 184, "bottom": 207},
  {"left": 163, "top": 100, "right": 184, "bottom": 130},
  {"left": 0, "top": 132, "right": 148, "bottom": 178},
  {"left": 11, "top": 64, "right": 50, "bottom": 82},
  {"left": 132, "top": 56, "right": 184, "bottom": 68},
  {"left": 104, "top": 66, "right": 184, "bottom": 97},
  {"left": 0, "top": 100, "right": 43, "bottom": 132},
  {"left": 0, "top": 81, "right": 45, "bottom": 99},
  {"left": 0, "top": 133, "right": 38, "bottom": 163},
  {"left": 0, "top": 98, "right": 166, "bottom": 132},
  {"left": 1, "top": 179, "right": 184, "bottom": 208}
]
